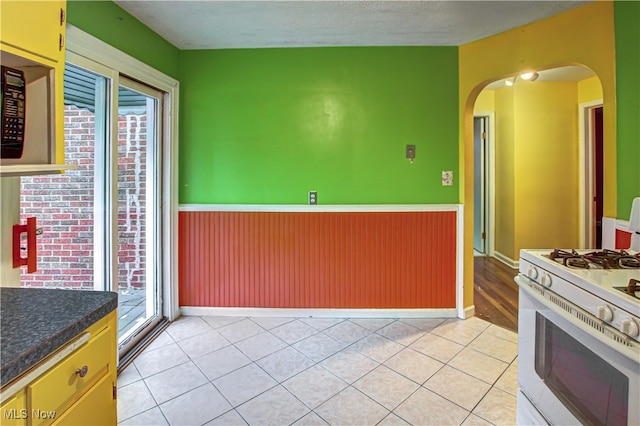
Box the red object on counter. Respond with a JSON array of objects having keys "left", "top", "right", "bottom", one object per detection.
[
  {"left": 615, "top": 229, "right": 632, "bottom": 249},
  {"left": 13, "top": 217, "right": 37, "bottom": 273}
]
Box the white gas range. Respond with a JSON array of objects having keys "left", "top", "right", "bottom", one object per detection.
[
  {"left": 520, "top": 249, "right": 640, "bottom": 341},
  {"left": 516, "top": 248, "right": 640, "bottom": 426}
]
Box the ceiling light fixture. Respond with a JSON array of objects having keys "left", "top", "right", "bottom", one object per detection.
[
  {"left": 520, "top": 71, "right": 539, "bottom": 81},
  {"left": 504, "top": 71, "right": 539, "bottom": 87}
]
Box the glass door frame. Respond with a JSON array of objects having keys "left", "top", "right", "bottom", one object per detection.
[
  {"left": 63, "top": 55, "right": 166, "bottom": 355},
  {"left": 60, "top": 57, "right": 115, "bottom": 293},
  {"left": 114, "top": 77, "right": 165, "bottom": 352},
  {"left": 65, "top": 25, "right": 180, "bottom": 357}
]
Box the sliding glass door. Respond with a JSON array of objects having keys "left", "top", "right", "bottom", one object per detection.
[
  {"left": 20, "top": 60, "right": 165, "bottom": 358},
  {"left": 115, "top": 79, "right": 163, "bottom": 350}
]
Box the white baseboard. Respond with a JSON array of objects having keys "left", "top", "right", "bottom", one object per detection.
[
  {"left": 460, "top": 305, "right": 475, "bottom": 319},
  {"left": 494, "top": 251, "right": 519, "bottom": 269},
  {"left": 180, "top": 306, "right": 459, "bottom": 319}
]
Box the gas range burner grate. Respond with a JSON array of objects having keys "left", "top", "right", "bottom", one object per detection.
[
  {"left": 614, "top": 279, "right": 640, "bottom": 299},
  {"left": 549, "top": 249, "right": 640, "bottom": 269}
]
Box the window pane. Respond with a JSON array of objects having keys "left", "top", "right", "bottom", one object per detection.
[
  {"left": 20, "top": 65, "right": 108, "bottom": 290},
  {"left": 117, "top": 84, "right": 159, "bottom": 341}
]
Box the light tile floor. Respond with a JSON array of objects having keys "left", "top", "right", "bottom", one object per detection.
[{"left": 118, "top": 316, "right": 518, "bottom": 426}]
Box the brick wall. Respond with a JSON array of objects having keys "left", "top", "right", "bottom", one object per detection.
[
  {"left": 116, "top": 113, "right": 148, "bottom": 292},
  {"left": 20, "top": 105, "right": 148, "bottom": 291}
]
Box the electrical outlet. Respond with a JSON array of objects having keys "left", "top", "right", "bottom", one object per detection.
[
  {"left": 442, "top": 171, "right": 453, "bottom": 186},
  {"left": 308, "top": 191, "right": 317, "bottom": 205}
]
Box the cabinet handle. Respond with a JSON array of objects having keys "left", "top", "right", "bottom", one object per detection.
[
  {"left": 76, "top": 365, "right": 89, "bottom": 378},
  {"left": 60, "top": 8, "right": 65, "bottom": 25},
  {"left": 59, "top": 33, "right": 65, "bottom": 51}
]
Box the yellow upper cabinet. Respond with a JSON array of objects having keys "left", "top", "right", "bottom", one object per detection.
[
  {"left": 0, "top": 0, "right": 66, "bottom": 63},
  {"left": 0, "top": 0, "right": 70, "bottom": 175}
]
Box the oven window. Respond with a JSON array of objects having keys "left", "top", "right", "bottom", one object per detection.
[{"left": 535, "top": 312, "right": 628, "bottom": 425}]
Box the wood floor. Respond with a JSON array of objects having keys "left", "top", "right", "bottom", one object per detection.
[{"left": 474, "top": 256, "right": 519, "bottom": 333}]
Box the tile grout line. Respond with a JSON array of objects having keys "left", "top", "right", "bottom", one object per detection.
[{"left": 118, "top": 316, "right": 517, "bottom": 425}]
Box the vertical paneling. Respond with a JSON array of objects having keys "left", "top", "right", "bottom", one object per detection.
[{"left": 178, "top": 210, "right": 457, "bottom": 308}]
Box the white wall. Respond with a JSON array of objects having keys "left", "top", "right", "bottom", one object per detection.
[{"left": 1, "top": 177, "right": 21, "bottom": 286}]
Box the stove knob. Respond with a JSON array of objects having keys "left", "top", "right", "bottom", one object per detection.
[
  {"left": 527, "top": 266, "right": 538, "bottom": 280},
  {"left": 621, "top": 318, "right": 639, "bottom": 337},
  {"left": 540, "top": 273, "right": 552, "bottom": 288},
  {"left": 597, "top": 305, "right": 613, "bottom": 322}
]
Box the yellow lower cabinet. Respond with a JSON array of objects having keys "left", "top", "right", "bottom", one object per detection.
[
  {"left": 27, "top": 313, "right": 117, "bottom": 426},
  {"left": 51, "top": 375, "right": 115, "bottom": 426},
  {"left": 28, "top": 327, "right": 111, "bottom": 425},
  {"left": 0, "top": 390, "right": 26, "bottom": 426},
  {"left": 0, "top": 312, "right": 117, "bottom": 426}
]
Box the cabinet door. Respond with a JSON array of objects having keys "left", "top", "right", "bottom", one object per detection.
[
  {"left": 0, "top": 390, "right": 26, "bottom": 426},
  {"left": 28, "top": 326, "right": 112, "bottom": 421},
  {"left": 51, "top": 375, "right": 115, "bottom": 426},
  {"left": 0, "top": 1, "right": 64, "bottom": 62}
]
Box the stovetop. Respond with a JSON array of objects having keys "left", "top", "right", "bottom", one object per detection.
[
  {"left": 613, "top": 278, "right": 640, "bottom": 300},
  {"left": 520, "top": 248, "right": 640, "bottom": 315},
  {"left": 547, "top": 249, "right": 640, "bottom": 270}
]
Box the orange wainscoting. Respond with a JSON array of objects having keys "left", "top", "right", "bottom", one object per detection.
[{"left": 179, "top": 210, "right": 457, "bottom": 309}]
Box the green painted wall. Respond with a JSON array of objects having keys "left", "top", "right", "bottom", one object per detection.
[
  {"left": 179, "top": 47, "right": 459, "bottom": 204},
  {"left": 67, "top": 2, "right": 633, "bottom": 213},
  {"left": 66, "top": 1, "right": 180, "bottom": 79},
  {"left": 614, "top": 1, "right": 640, "bottom": 219}
]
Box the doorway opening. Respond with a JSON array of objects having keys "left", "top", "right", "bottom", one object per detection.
[
  {"left": 580, "top": 102, "right": 604, "bottom": 248},
  {"left": 470, "top": 65, "right": 602, "bottom": 332},
  {"left": 473, "top": 115, "right": 493, "bottom": 256}
]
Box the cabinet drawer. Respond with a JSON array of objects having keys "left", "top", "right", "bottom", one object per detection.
[{"left": 27, "top": 326, "right": 112, "bottom": 423}]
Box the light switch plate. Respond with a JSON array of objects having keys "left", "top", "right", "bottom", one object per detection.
[
  {"left": 442, "top": 171, "right": 453, "bottom": 186},
  {"left": 406, "top": 145, "right": 416, "bottom": 160}
]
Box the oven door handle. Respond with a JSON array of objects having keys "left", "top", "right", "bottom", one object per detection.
[{"left": 517, "top": 275, "right": 640, "bottom": 363}]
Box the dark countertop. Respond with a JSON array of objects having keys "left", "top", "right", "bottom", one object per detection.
[{"left": 0, "top": 287, "right": 117, "bottom": 386}]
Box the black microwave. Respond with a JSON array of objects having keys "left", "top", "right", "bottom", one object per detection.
[{"left": 1, "top": 65, "right": 26, "bottom": 158}]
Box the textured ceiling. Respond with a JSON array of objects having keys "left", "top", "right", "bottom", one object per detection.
[
  {"left": 114, "top": 0, "right": 591, "bottom": 50},
  {"left": 484, "top": 65, "right": 596, "bottom": 89}
]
